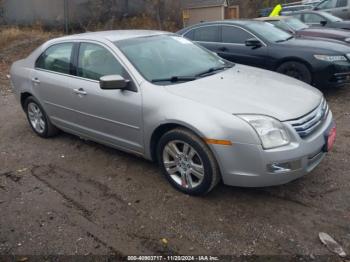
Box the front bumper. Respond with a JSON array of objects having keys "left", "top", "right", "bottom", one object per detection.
[
  {"left": 313, "top": 60, "right": 350, "bottom": 88},
  {"left": 211, "top": 111, "right": 334, "bottom": 187}
]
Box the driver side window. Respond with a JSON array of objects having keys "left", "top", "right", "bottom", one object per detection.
[
  {"left": 77, "top": 43, "right": 126, "bottom": 81},
  {"left": 221, "top": 26, "right": 253, "bottom": 44},
  {"left": 303, "top": 13, "right": 324, "bottom": 23}
]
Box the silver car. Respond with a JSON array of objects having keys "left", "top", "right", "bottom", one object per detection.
[{"left": 10, "top": 30, "right": 336, "bottom": 195}]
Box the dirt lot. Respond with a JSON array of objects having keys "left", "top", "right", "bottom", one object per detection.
[{"left": 0, "top": 29, "right": 350, "bottom": 260}]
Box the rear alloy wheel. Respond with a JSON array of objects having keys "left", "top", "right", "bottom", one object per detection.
[
  {"left": 277, "top": 61, "right": 312, "bottom": 84},
  {"left": 24, "top": 96, "right": 59, "bottom": 138},
  {"left": 157, "top": 128, "right": 220, "bottom": 195}
]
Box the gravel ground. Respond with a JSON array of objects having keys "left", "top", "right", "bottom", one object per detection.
[{"left": 0, "top": 34, "right": 349, "bottom": 260}]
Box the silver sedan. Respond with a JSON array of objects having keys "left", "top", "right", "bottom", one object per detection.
[{"left": 10, "top": 30, "right": 336, "bottom": 195}]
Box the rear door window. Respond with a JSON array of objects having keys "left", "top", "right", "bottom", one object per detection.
[
  {"left": 193, "top": 26, "right": 220, "bottom": 42},
  {"left": 36, "top": 43, "right": 74, "bottom": 75}
]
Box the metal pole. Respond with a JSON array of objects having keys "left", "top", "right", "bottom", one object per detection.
[{"left": 64, "top": 0, "right": 69, "bottom": 34}]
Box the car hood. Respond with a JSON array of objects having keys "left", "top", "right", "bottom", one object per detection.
[
  {"left": 164, "top": 65, "right": 322, "bottom": 121},
  {"left": 278, "top": 37, "right": 350, "bottom": 53},
  {"left": 300, "top": 27, "right": 350, "bottom": 38}
]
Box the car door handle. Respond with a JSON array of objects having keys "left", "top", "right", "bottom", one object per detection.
[
  {"left": 31, "top": 77, "right": 40, "bottom": 84},
  {"left": 219, "top": 47, "right": 228, "bottom": 52},
  {"left": 73, "top": 88, "right": 87, "bottom": 96}
]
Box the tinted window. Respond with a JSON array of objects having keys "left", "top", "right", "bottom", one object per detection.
[
  {"left": 222, "top": 26, "right": 252, "bottom": 44},
  {"left": 36, "top": 43, "right": 73, "bottom": 74},
  {"left": 293, "top": 14, "right": 303, "bottom": 20},
  {"left": 184, "top": 30, "right": 194, "bottom": 40},
  {"left": 337, "top": 0, "right": 348, "bottom": 7},
  {"left": 303, "top": 13, "right": 324, "bottom": 23},
  {"left": 78, "top": 43, "right": 125, "bottom": 81},
  {"left": 193, "top": 26, "right": 220, "bottom": 42}
]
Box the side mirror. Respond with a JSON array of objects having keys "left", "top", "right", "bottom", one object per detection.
[
  {"left": 100, "top": 75, "right": 130, "bottom": 90},
  {"left": 245, "top": 38, "right": 262, "bottom": 48},
  {"left": 320, "top": 20, "right": 327, "bottom": 26}
]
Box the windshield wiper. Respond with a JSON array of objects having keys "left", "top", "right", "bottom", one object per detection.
[
  {"left": 276, "top": 36, "right": 294, "bottom": 43},
  {"left": 196, "top": 64, "right": 234, "bottom": 77},
  {"left": 151, "top": 76, "right": 197, "bottom": 83}
]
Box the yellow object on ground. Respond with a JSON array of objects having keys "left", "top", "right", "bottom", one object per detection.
[{"left": 269, "top": 4, "right": 283, "bottom": 17}]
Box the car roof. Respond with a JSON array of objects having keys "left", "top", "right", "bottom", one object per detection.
[
  {"left": 54, "top": 30, "right": 170, "bottom": 43},
  {"left": 292, "top": 10, "right": 327, "bottom": 15},
  {"left": 255, "top": 16, "right": 291, "bottom": 21},
  {"left": 185, "top": 20, "right": 267, "bottom": 28}
]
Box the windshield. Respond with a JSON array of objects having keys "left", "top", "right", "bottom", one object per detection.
[
  {"left": 246, "top": 22, "right": 293, "bottom": 43},
  {"left": 285, "top": 18, "right": 308, "bottom": 30},
  {"left": 320, "top": 11, "right": 343, "bottom": 22},
  {"left": 116, "top": 35, "right": 231, "bottom": 85}
]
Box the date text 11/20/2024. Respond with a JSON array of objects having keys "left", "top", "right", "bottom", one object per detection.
[{"left": 127, "top": 256, "right": 219, "bottom": 261}]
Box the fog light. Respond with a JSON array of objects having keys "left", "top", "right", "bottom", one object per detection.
[{"left": 267, "top": 160, "right": 301, "bottom": 174}]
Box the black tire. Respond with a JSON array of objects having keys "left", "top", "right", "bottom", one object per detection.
[
  {"left": 157, "top": 128, "right": 220, "bottom": 196},
  {"left": 24, "top": 96, "right": 59, "bottom": 138},
  {"left": 277, "top": 61, "right": 312, "bottom": 84}
]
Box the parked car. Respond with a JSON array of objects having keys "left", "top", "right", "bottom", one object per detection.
[
  {"left": 281, "top": 4, "right": 313, "bottom": 15},
  {"left": 291, "top": 10, "right": 350, "bottom": 29},
  {"left": 256, "top": 16, "right": 350, "bottom": 44},
  {"left": 313, "top": 0, "right": 350, "bottom": 20},
  {"left": 10, "top": 31, "right": 336, "bottom": 195},
  {"left": 259, "top": 1, "right": 320, "bottom": 17},
  {"left": 178, "top": 20, "right": 350, "bottom": 88}
]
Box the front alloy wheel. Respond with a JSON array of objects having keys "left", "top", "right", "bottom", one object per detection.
[
  {"left": 163, "top": 140, "right": 205, "bottom": 189},
  {"left": 157, "top": 128, "right": 220, "bottom": 195}
]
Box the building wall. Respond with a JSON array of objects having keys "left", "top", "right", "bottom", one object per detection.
[
  {"left": 3, "top": 0, "right": 86, "bottom": 25},
  {"left": 185, "top": 6, "right": 224, "bottom": 26},
  {"left": 2, "top": 0, "right": 147, "bottom": 26}
]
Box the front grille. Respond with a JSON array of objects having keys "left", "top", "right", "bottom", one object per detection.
[{"left": 286, "top": 99, "right": 329, "bottom": 138}]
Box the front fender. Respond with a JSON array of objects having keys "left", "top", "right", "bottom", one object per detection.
[{"left": 142, "top": 83, "right": 260, "bottom": 159}]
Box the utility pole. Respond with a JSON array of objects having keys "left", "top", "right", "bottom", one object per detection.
[{"left": 64, "top": 0, "right": 69, "bottom": 34}]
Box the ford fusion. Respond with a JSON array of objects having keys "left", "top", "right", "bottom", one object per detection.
[
  {"left": 178, "top": 20, "right": 350, "bottom": 88},
  {"left": 10, "top": 31, "right": 336, "bottom": 195}
]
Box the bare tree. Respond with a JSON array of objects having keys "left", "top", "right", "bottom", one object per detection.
[{"left": 148, "top": 0, "right": 164, "bottom": 30}]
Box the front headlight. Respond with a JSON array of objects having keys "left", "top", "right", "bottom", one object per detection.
[
  {"left": 238, "top": 115, "right": 290, "bottom": 149},
  {"left": 314, "top": 54, "right": 347, "bottom": 62}
]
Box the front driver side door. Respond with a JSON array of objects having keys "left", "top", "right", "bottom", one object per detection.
[
  {"left": 68, "top": 42, "right": 143, "bottom": 154},
  {"left": 217, "top": 25, "right": 268, "bottom": 68}
]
